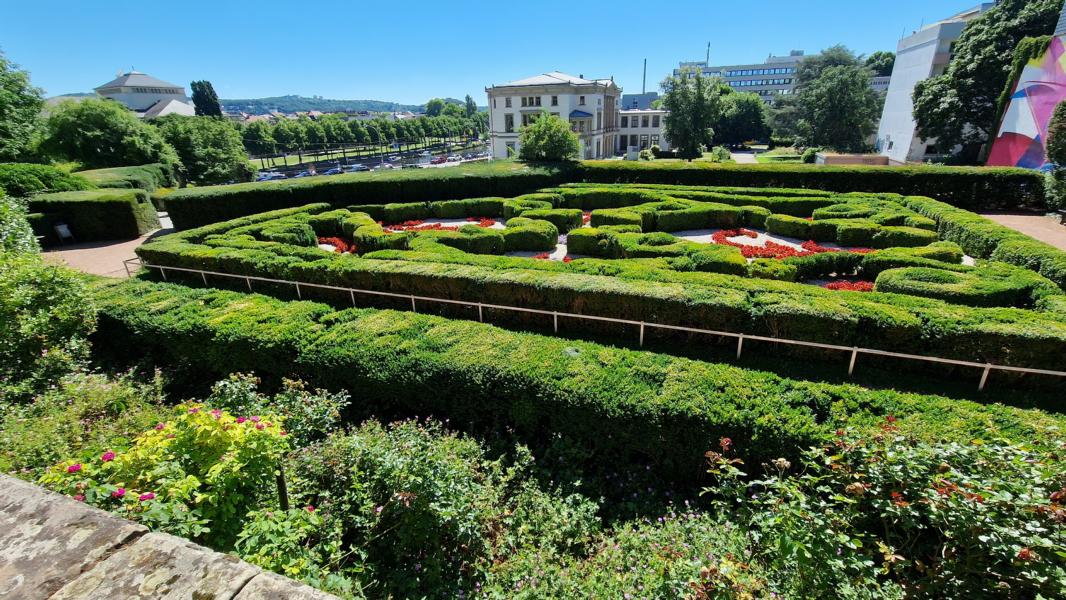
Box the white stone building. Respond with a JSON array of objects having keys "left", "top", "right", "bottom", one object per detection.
[
  {"left": 485, "top": 72, "right": 621, "bottom": 159},
  {"left": 617, "top": 108, "right": 670, "bottom": 153},
  {"left": 94, "top": 71, "right": 195, "bottom": 119},
  {"left": 875, "top": 4, "right": 994, "bottom": 164}
]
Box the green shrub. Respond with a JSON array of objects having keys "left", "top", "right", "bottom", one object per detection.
[
  {"left": 871, "top": 226, "right": 939, "bottom": 248},
  {"left": 518, "top": 208, "right": 583, "bottom": 232},
  {"left": 1, "top": 194, "right": 37, "bottom": 253},
  {"left": 764, "top": 214, "right": 811, "bottom": 238},
  {"left": 875, "top": 263, "right": 1059, "bottom": 308},
  {"left": 28, "top": 189, "right": 160, "bottom": 242},
  {"left": 433, "top": 225, "right": 505, "bottom": 254},
  {"left": 75, "top": 163, "right": 177, "bottom": 191},
  {"left": 0, "top": 163, "right": 94, "bottom": 197},
  {"left": 748, "top": 258, "right": 798, "bottom": 281},
  {"left": 503, "top": 217, "right": 559, "bottom": 251}
]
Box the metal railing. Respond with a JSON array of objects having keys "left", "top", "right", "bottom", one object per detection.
[{"left": 123, "top": 258, "right": 1066, "bottom": 391}]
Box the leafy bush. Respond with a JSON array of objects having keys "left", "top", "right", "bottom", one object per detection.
[
  {"left": 76, "top": 163, "right": 177, "bottom": 191},
  {"left": 518, "top": 112, "right": 580, "bottom": 161},
  {"left": 0, "top": 193, "right": 36, "bottom": 253},
  {"left": 0, "top": 163, "right": 94, "bottom": 197},
  {"left": 39, "top": 402, "right": 290, "bottom": 548},
  {"left": 28, "top": 188, "right": 160, "bottom": 243},
  {"left": 801, "top": 147, "right": 820, "bottom": 163}
]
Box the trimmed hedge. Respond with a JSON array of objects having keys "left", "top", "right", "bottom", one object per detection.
[
  {"left": 28, "top": 189, "right": 161, "bottom": 242},
  {"left": 0, "top": 163, "right": 94, "bottom": 198},
  {"left": 91, "top": 278, "right": 1066, "bottom": 482},
  {"left": 166, "top": 162, "right": 569, "bottom": 229},
  {"left": 577, "top": 162, "right": 1046, "bottom": 211},
  {"left": 76, "top": 163, "right": 178, "bottom": 192}
]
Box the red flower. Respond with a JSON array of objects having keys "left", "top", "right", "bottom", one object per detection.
[
  {"left": 885, "top": 415, "right": 897, "bottom": 423},
  {"left": 317, "top": 237, "right": 353, "bottom": 253},
  {"left": 890, "top": 491, "right": 910, "bottom": 507},
  {"left": 67, "top": 464, "right": 82, "bottom": 474},
  {"left": 237, "top": 416, "right": 247, "bottom": 424},
  {"left": 531, "top": 253, "right": 551, "bottom": 260},
  {"left": 100, "top": 451, "right": 115, "bottom": 462},
  {"left": 154, "top": 422, "right": 165, "bottom": 430},
  {"left": 1017, "top": 547, "right": 1036, "bottom": 561},
  {"left": 582, "top": 212, "right": 592, "bottom": 224},
  {"left": 255, "top": 423, "right": 265, "bottom": 430},
  {"left": 139, "top": 492, "right": 155, "bottom": 502},
  {"left": 823, "top": 281, "right": 875, "bottom": 292},
  {"left": 719, "top": 437, "right": 733, "bottom": 452},
  {"left": 73, "top": 494, "right": 85, "bottom": 502},
  {"left": 562, "top": 256, "right": 573, "bottom": 263},
  {"left": 305, "top": 505, "right": 315, "bottom": 513},
  {"left": 112, "top": 488, "right": 126, "bottom": 498}
]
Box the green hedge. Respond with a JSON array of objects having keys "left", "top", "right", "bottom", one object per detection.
[
  {"left": 0, "top": 163, "right": 94, "bottom": 198},
  {"left": 898, "top": 195, "right": 1066, "bottom": 290},
  {"left": 28, "top": 189, "right": 160, "bottom": 242},
  {"left": 91, "top": 278, "right": 1066, "bottom": 482},
  {"left": 166, "top": 162, "right": 569, "bottom": 229},
  {"left": 576, "top": 162, "right": 1046, "bottom": 211},
  {"left": 75, "top": 163, "right": 178, "bottom": 192}
]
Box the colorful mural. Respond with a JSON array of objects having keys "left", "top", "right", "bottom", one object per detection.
[{"left": 987, "top": 36, "right": 1066, "bottom": 170}]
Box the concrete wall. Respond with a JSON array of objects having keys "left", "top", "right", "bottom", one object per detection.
[{"left": 0, "top": 474, "right": 337, "bottom": 600}]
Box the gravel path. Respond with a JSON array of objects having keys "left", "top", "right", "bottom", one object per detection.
[
  {"left": 42, "top": 215, "right": 173, "bottom": 278},
  {"left": 981, "top": 212, "right": 1066, "bottom": 251}
]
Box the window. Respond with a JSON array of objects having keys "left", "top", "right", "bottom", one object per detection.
[
  {"left": 492, "top": 98, "right": 496, "bottom": 109},
  {"left": 651, "top": 134, "right": 659, "bottom": 146},
  {"left": 596, "top": 112, "right": 601, "bottom": 130},
  {"left": 521, "top": 97, "right": 527, "bottom": 107},
  {"left": 506, "top": 142, "right": 516, "bottom": 156},
  {"left": 579, "top": 96, "right": 586, "bottom": 105},
  {"left": 505, "top": 97, "right": 512, "bottom": 108},
  {"left": 521, "top": 113, "right": 539, "bottom": 127},
  {"left": 651, "top": 115, "right": 659, "bottom": 128},
  {"left": 639, "top": 134, "right": 649, "bottom": 149},
  {"left": 641, "top": 116, "right": 649, "bottom": 128},
  {"left": 550, "top": 112, "right": 560, "bottom": 118},
  {"left": 621, "top": 116, "right": 629, "bottom": 128},
  {"left": 504, "top": 114, "right": 514, "bottom": 133},
  {"left": 551, "top": 95, "right": 558, "bottom": 106},
  {"left": 630, "top": 135, "right": 639, "bottom": 146}
]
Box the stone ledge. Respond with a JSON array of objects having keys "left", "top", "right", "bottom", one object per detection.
[{"left": 0, "top": 474, "right": 338, "bottom": 599}]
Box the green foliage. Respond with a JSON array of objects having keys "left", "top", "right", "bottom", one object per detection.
[
  {"left": 190, "top": 80, "right": 223, "bottom": 117},
  {"left": 797, "top": 65, "right": 880, "bottom": 152},
  {"left": 864, "top": 50, "right": 895, "bottom": 77},
  {"left": 39, "top": 402, "right": 290, "bottom": 548},
  {"left": 717, "top": 92, "right": 770, "bottom": 146},
  {"left": 39, "top": 98, "right": 180, "bottom": 170},
  {"left": 425, "top": 97, "right": 445, "bottom": 117},
  {"left": 0, "top": 51, "right": 44, "bottom": 161},
  {"left": 76, "top": 163, "right": 178, "bottom": 191},
  {"left": 0, "top": 163, "right": 94, "bottom": 197},
  {"left": 912, "top": 0, "right": 1062, "bottom": 161},
  {"left": 661, "top": 68, "right": 727, "bottom": 159},
  {"left": 0, "top": 193, "right": 37, "bottom": 253},
  {"left": 875, "top": 263, "right": 1059, "bottom": 307},
  {"left": 517, "top": 112, "right": 580, "bottom": 161},
  {"left": 154, "top": 115, "right": 253, "bottom": 185},
  {"left": 795, "top": 44, "right": 863, "bottom": 85},
  {"left": 29, "top": 188, "right": 161, "bottom": 243},
  {"left": 0, "top": 372, "right": 166, "bottom": 478},
  {"left": 0, "top": 253, "right": 96, "bottom": 402},
  {"left": 1046, "top": 100, "right": 1066, "bottom": 167},
  {"left": 705, "top": 428, "right": 1066, "bottom": 598}
]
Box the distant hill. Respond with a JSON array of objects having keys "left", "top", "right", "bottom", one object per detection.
[{"left": 220, "top": 95, "right": 431, "bottom": 115}]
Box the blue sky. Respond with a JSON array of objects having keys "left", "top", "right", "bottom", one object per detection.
[{"left": 1, "top": 0, "right": 980, "bottom": 104}]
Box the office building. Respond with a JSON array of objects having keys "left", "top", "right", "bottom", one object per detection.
[
  {"left": 617, "top": 108, "right": 669, "bottom": 153},
  {"left": 673, "top": 51, "right": 809, "bottom": 101}
]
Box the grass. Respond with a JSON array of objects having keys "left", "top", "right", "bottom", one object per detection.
[{"left": 755, "top": 147, "right": 803, "bottom": 164}]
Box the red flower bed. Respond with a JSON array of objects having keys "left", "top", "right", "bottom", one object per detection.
[
  {"left": 317, "top": 237, "right": 353, "bottom": 253},
  {"left": 582, "top": 212, "right": 592, "bottom": 225},
  {"left": 532, "top": 252, "right": 551, "bottom": 259},
  {"left": 711, "top": 229, "right": 876, "bottom": 260},
  {"left": 823, "top": 280, "right": 875, "bottom": 292}
]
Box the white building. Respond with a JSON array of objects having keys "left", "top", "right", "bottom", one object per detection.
[
  {"left": 485, "top": 72, "right": 620, "bottom": 159},
  {"left": 94, "top": 71, "right": 195, "bottom": 119},
  {"left": 617, "top": 108, "right": 670, "bottom": 153},
  {"left": 875, "top": 4, "right": 994, "bottom": 164}
]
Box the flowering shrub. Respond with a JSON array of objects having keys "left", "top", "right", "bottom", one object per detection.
[
  {"left": 710, "top": 229, "right": 875, "bottom": 260},
  {"left": 40, "top": 402, "right": 289, "bottom": 548},
  {"left": 704, "top": 424, "right": 1066, "bottom": 598},
  {"left": 823, "top": 280, "right": 875, "bottom": 292},
  {"left": 316, "top": 236, "right": 352, "bottom": 253}
]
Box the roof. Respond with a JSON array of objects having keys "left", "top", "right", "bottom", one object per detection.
[
  {"left": 140, "top": 99, "right": 195, "bottom": 119},
  {"left": 569, "top": 110, "right": 593, "bottom": 118},
  {"left": 493, "top": 71, "right": 610, "bottom": 88},
  {"left": 95, "top": 71, "right": 183, "bottom": 91}
]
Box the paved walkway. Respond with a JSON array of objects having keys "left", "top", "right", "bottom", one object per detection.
[
  {"left": 731, "top": 151, "right": 758, "bottom": 164},
  {"left": 42, "top": 214, "right": 173, "bottom": 278},
  {"left": 981, "top": 212, "right": 1066, "bottom": 251}
]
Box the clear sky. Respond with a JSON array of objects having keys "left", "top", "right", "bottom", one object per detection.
[{"left": 1, "top": 0, "right": 981, "bottom": 105}]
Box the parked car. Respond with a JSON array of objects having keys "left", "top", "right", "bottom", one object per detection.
[
  {"left": 323, "top": 167, "right": 343, "bottom": 176},
  {"left": 420, "top": 150, "right": 432, "bottom": 157},
  {"left": 346, "top": 164, "right": 369, "bottom": 172},
  {"left": 292, "top": 170, "right": 313, "bottom": 178},
  {"left": 446, "top": 155, "right": 461, "bottom": 162},
  {"left": 402, "top": 163, "right": 421, "bottom": 169},
  {"left": 430, "top": 156, "right": 447, "bottom": 165},
  {"left": 255, "top": 171, "right": 286, "bottom": 182}
]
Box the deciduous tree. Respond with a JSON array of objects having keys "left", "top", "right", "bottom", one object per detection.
[
  {"left": 517, "top": 112, "right": 579, "bottom": 161},
  {"left": 0, "top": 51, "right": 43, "bottom": 161},
  {"left": 864, "top": 51, "right": 895, "bottom": 77},
  {"left": 797, "top": 65, "right": 879, "bottom": 152},
  {"left": 39, "top": 98, "right": 179, "bottom": 169},
  {"left": 660, "top": 69, "right": 725, "bottom": 160},
  {"left": 425, "top": 98, "right": 445, "bottom": 117},
  {"left": 717, "top": 92, "right": 770, "bottom": 146},
  {"left": 155, "top": 115, "right": 252, "bottom": 184},
  {"left": 190, "top": 80, "right": 223, "bottom": 117},
  {"left": 464, "top": 94, "right": 477, "bottom": 117}
]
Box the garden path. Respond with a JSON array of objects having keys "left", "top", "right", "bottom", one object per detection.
[
  {"left": 41, "top": 214, "right": 173, "bottom": 278},
  {"left": 981, "top": 212, "right": 1066, "bottom": 251}
]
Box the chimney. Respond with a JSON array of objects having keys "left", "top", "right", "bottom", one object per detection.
[{"left": 579, "top": 74, "right": 584, "bottom": 79}]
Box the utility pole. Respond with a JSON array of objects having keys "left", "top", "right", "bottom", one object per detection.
[
  {"left": 642, "top": 58, "right": 647, "bottom": 94},
  {"left": 706, "top": 42, "right": 710, "bottom": 65}
]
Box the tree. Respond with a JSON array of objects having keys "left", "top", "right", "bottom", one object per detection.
[
  {"left": 154, "top": 115, "right": 253, "bottom": 185},
  {"left": 717, "top": 93, "right": 770, "bottom": 146},
  {"left": 796, "top": 45, "right": 861, "bottom": 85},
  {"left": 517, "top": 112, "right": 579, "bottom": 161},
  {"left": 242, "top": 121, "right": 276, "bottom": 155},
  {"left": 441, "top": 102, "right": 464, "bottom": 118},
  {"left": 660, "top": 69, "right": 725, "bottom": 160},
  {"left": 865, "top": 51, "right": 895, "bottom": 77},
  {"left": 425, "top": 98, "right": 445, "bottom": 117},
  {"left": 1046, "top": 100, "right": 1066, "bottom": 166},
  {"left": 39, "top": 98, "right": 179, "bottom": 169},
  {"left": 0, "top": 51, "right": 44, "bottom": 161},
  {"left": 768, "top": 95, "right": 802, "bottom": 141},
  {"left": 797, "top": 65, "right": 879, "bottom": 152},
  {"left": 913, "top": 0, "right": 1061, "bottom": 163},
  {"left": 190, "top": 80, "right": 223, "bottom": 117},
  {"left": 464, "top": 94, "right": 478, "bottom": 117}
]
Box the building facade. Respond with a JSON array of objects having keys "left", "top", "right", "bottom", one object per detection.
[
  {"left": 674, "top": 51, "right": 809, "bottom": 102},
  {"left": 94, "top": 71, "right": 195, "bottom": 119},
  {"left": 620, "top": 92, "right": 659, "bottom": 110},
  {"left": 485, "top": 72, "right": 620, "bottom": 159},
  {"left": 617, "top": 108, "right": 669, "bottom": 153},
  {"left": 875, "top": 4, "right": 994, "bottom": 164}
]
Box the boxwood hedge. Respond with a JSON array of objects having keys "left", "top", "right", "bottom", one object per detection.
[
  {"left": 0, "top": 163, "right": 94, "bottom": 198},
  {"left": 29, "top": 189, "right": 161, "bottom": 243},
  {"left": 75, "top": 163, "right": 177, "bottom": 192},
  {"left": 91, "top": 278, "right": 1066, "bottom": 482}
]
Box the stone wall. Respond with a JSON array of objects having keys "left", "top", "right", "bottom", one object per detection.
[{"left": 0, "top": 474, "right": 338, "bottom": 599}]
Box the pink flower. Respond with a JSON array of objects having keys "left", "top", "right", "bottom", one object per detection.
[
  {"left": 305, "top": 505, "right": 315, "bottom": 513},
  {"left": 236, "top": 417, "right": 247, "bottom": 424},
  {"left": 280, "top": 431, "right": 288, "bottom": 437},
  {"left": 112, "top": 488, "right": 126, "bottom": 498},
  {"left": 73, "top": 494, "right": 85, "bottom": 502},
  {"left": 138, "top": 492, "right": 155, "bottom": 502},
  {"left": 100, "top": 451, "right": 115, "bottom": 462},
  {"left": 187, "top": 407, "right": 200, "bottom": 414},
  {"left": 250, "top": 416, "right": 261, "bottom": 423},
  {"left": 67, "top": 464, "right": 82, "bottom": 474},
  {"left": 155, "top": 423, "right": 165, "bottom": 430},
  {"left": 255, "top": 423, "right": 265, "bottom": 430},
  {"left": 210, "top": 409, "right": 222, "bottom": 419}
]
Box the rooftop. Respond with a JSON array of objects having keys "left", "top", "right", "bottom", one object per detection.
[
  {"left": 491, "top": 71, "right": 615, "bottom": 88},
  {"left": 95, "top": 71, "right": 183, "bottom": 91}
]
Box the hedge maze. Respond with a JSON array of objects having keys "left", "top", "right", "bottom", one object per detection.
[{"left": 137, "top": 183, "right": 1066, "bottom": 372}]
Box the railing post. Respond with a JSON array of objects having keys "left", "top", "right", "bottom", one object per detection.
[
  {"left": 294, "top": 281, "right": 301, "bottom": 299},
  {"left": 848, "top": 348, "right": 858, "bottom": 376},
  {"left": 411, "top": 295, "right": 417, "bottom": 312},
  {"left": 553, "top": 311, "right": 558, "bottom": 333},
  {"left": 736, "top": 334, "right": 744, "bottom": 359},
  {"left": 123, "top": 260, "right": 131, "bottom": 278},
  {"left": 246, "top": 277, "right": 252, "bottom": 291},
  {"left": 201, "top": 271, "right": 208, "bottom": 286},
  {"left": 639, "top": 322, "right": 645, "bottom": 347},
  {"left": 978, "top": 364, "right": 992, "bottom": 391},
  {"left": 160, "top": 266, "right": 167, "bottom": 281},
  {"left": 350, "top": 289, "right": 356, "bottom": 306},
  {"left": 477, "top": 303, "right": 484, "bottom": 322}
]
